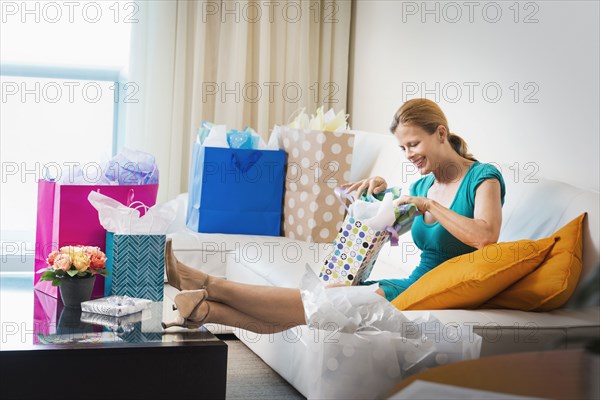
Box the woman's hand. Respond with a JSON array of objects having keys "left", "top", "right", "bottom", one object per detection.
[
  {"left": 395, "top": 195, "right": 431, "bottom": 214},
  {"left": 340, "top": 176, "right": 387, "bottom": 197}
]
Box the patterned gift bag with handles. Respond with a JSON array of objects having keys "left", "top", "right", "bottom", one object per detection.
[
  {"left": 271, "top": 126, "right": 356, "bottom": 243},
  {"left": 34, "top": 180, "right": 159, "bottom": 299},
  {"left": 104, "top": 201, "right": 166, "bottom": 301},
  {"left": 320, "top": 216, "right": 393, "bottom": 285},
  {"left": 319, "top": 187, "right": 418, "bottom": 286}
]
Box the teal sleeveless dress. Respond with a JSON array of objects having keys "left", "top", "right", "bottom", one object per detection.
[{"left": 363, "top": 162, "right": 506, "bottom": 301}]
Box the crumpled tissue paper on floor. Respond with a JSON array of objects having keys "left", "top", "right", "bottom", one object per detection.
[{"left": 299, "top": 266, "right": 482, "bottom": 399}]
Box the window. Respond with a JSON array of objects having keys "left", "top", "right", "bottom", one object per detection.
[{"left": 0, "top": 0, "right": 134, "bottom": 272}]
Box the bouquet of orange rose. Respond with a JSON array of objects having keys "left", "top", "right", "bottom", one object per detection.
[{"left": 39, "top": 246, "right": 109, "bottom": 286}]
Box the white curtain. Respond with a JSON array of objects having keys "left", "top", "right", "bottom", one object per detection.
[{"left": 125, "top": 0, "right": 352, "bottom": 201}]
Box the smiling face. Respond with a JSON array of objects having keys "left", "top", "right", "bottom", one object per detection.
[{"left": 394, "top": 123, "right": 443, "bottom": 175}]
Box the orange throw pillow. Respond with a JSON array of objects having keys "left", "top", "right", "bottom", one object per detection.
[
  {"left": 391, "top": 237, "right": 556, "bottom": 311},
  {"left": 484, "top": 213, "right": 586, "bottom": 311}
]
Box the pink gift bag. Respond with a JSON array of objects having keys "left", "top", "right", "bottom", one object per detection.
[{"left": 34, "top": 180, "right": 159, "bottom": 298}]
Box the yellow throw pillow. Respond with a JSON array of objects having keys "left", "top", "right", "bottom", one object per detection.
[
  {"left": 484, "top": 213, "right": 586, "bottom": 311},
  {"left": 391, "top": 237, "right": 556, "bottom": 311}
]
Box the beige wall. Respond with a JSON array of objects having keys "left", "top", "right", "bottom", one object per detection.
[{"left": 349, "top": 1, "right": 599, "bottom": 192}]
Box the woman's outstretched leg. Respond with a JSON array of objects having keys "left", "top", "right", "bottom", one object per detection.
[
  {"left": 205, "top": 300, "right": 304, "bottom": 334},
  {"left": 206, "top": 278, "right": 306, "bottom": 326},
  {"left": 166, "top": 240, "right": 306, "bottom": 325}
]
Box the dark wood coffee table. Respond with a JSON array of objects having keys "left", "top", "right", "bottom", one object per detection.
[{"left": 0, "top": 277, "right": 227, "bottom": 400}]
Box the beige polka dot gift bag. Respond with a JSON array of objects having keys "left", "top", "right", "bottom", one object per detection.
[{"left": 271, "top": 126, "right": 355, "bottom": 243}]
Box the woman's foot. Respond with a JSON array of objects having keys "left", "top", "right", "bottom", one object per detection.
[
  {"left": 173, "top": 289, "right": 208, "bottom": 319},
  {"left": 161, "top": 302, "right": 210, "bottom": 329},
  {"left": 162, "top": 289, "right": 211, "bottom": 330},
  {"left": 165, "top": 238, "right": 212, "bottom": 292}
]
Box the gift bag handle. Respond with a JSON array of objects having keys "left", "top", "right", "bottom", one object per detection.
[
  {"left": 230, "top": 151, "right": 262, "bottom": 173},
  {"left": 128, "top": 200, "right": 148, "bottom": 212},
  {"left": 126, "top": 188, "right": 135, "bottom": 206},
  {"left": 384, "top": 226, "right": 400, "bottom": 247},
  {"left": 127, "top": 200, "right": 156, "bottom": 234},
  {"left": 333, "top": 186, "right": 356, "bottom": 213},
  {"left": 95, "top": 188, "right": 137, "bottom": 208}
]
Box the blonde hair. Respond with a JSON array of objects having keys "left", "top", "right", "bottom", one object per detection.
[{"left": 390, "top": 98, "right": 477, "bottom": 162}]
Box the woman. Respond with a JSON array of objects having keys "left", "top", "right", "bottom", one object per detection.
[
  {"left": 162, "top": 98, "right": 505, "bottom": 332},
  {"left": 347, "top": 99, "right": 506, "bottom": 300}
]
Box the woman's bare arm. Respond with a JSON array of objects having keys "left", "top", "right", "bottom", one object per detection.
[{"left": 397, "top": 179, "right": 503, "bottom": 249}]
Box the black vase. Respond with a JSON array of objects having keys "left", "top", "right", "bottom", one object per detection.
[{"left": 59, "top": 275, "right": 96, "bottom": 308}]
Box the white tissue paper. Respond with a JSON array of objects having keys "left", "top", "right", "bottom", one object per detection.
[
  {"left": 348, "top": 191, "right": 397, "bottom": 231},
  {"left": 244, "top": 127, "right": 271, "bottom": 150},
  {"left": 88, "top": 191, "right": 178, "bottom": 234},
  {"left": 267, "top": 125, "right": 282, "bottom": 149},
  {"left": 287, "top": 108, "right": 310, "bottom": 129},
  {"left": 299, "top": 266, "right": 482, "bottom": 399},
  {"left": 302, "top": 265, "right": 409, "bottom": 333},
  {"left": 201, "top": 124, "right": 230, "bottom": 148}
]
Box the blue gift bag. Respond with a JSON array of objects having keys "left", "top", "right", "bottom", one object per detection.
[
  {"left": 104, "top": 232, "right": 165, "bottom": 301},
  {"left": 186, "top": 145, "right": 286, "bottom": 236}
]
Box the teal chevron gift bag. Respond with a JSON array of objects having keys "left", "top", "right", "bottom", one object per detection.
[{"left": 104, "top": 232, "right": 165, "bottom": 301}]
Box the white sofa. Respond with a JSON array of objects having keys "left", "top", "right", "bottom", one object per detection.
[{"left": 168, "top": 131, "right": 600, "bottom": 398}]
